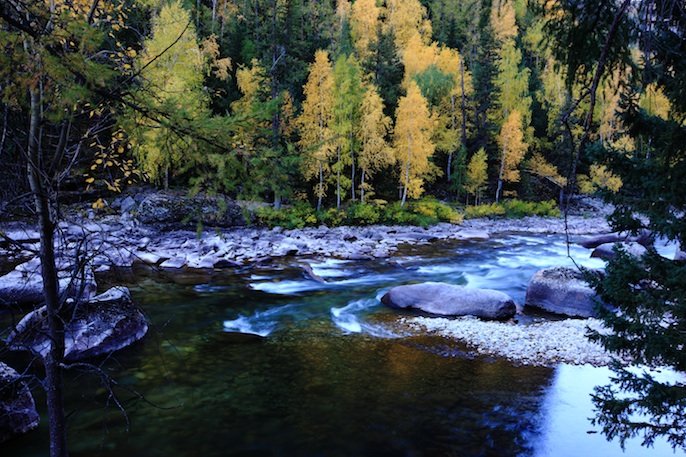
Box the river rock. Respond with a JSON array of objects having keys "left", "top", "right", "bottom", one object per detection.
[
  {"left": 160, "top": 256, "right": 187, "bottom": 269},
  {"left": 577, "top": 230, "right": 653, "bottom": 249},
  {"left": 591, "top": 242, "right": 647, "bottom": 261},
  {"left": 299, "top": 263, "right": 327, "bottom": 283},
  {"left": 0, "top": 362, "right": 40, "bottom": 444},
  {"left": 525, "top": 267, "right": 603, "bottom": 317},
  {"left": 0, "top": 262, "right": 97, "bottom": 306},
  {"left": 120, "top": 196, "right": 137, "bottom": 213},
  {"left": 456, "top": 230, "right": 490, "bottom": 241},
  {"left": 381, "top": 282, "right": 516, "bottom": 320},
  {"left": 134, "top": 251, "right": 164, "bottom": 265},
  {"left": 136, "top": 192, "right": 246, "bottom": 227},
  {"left": 7, "top": 287, "right": 148, "bottom": 362}
]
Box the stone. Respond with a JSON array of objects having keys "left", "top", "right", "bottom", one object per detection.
[
  {"left": 0, "top": 362, "right": 39, "bottom": 444},
  {"left": 135, "top": 192, "right": 246, "bottom": 227},
  {"left": 381, "top": 282, "right": 516, "bottom": 320},
  {"left": 213, "top": 258, "right": 242, "bottom": 268},
  {"left": 135, "top": 251, "right": 163, "bottom": 265},
  {"left": 591, "top": 242, "right": 647, "bottom": 261},
  {"left": 7, "top": 287, "right": 148, "bottom": 362},
  {"left": 577, "top": 230, "right": 653, "bottom": 249},
  {"left": 525, "top": 267, "right": 604, "bottom": 318},
  {"left": 0, "top": 262, "right": 97, "bottom": 306},
  {"left": 159, "top": 257, "right": 187, "bottom": 269},
  {"left": 344, "top": 252, "right": 373, "bottom": 261},
  {"left": 298, "top": 263, "right": 327, "bottom": 283},
  {"left": 120, "top": 196, "right": 137, "bottom": 213},
  {"left": 455, "top": 230, "right": 490, "bottom": 241}
]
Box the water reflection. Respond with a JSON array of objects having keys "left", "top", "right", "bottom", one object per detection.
[{"left": 534, "top": 365, "right": 686, "bottom": 457}]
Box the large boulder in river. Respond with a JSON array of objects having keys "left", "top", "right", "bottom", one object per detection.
[
  {"left": 525, "top": 267, "right": 603, "bottom": 318},
  {"left": 136, "top": 192, "right": 246, "bottom": 227},
  {"left": 381, "top": 282, "right": 516, "bottom": 320},
  {"left": 591, "top": 242, "right": 647, "bottom": 261},
  {"left": 0, "top": 362, "right": 39, "bottom": 443},
  {"left": 0, "top": 260, "right": 97, "bottom": 306},
  {"left": 577, "top": 230, "right": 653, "bottom": 249},
  {"left": 7, "top": 287, "right": 148, "bottom": 362}
]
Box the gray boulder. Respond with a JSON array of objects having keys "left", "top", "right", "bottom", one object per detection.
[
  {"left": 577, "top": 230, "right": 653, "bottom": 249},
  {"left": 120, "top": 196, "right": 137, "bottom": 213},
  {"left": 381, "top": 282, "right": 516, "bottom": 320},
  {"left": 298, "top": 263, "right": 327, "bottom": 283},
  {"left": 525, "top": 267, "right": 603, "bottom": 317},
  {"left": 0, "top": 262, "right": 97, "bottom": 306},
  {"left": 136, "top": 192, "right": 246, "bottom": 227},
  {"left": 7, "top": 287, "right": 148, "bottom": 362},
  {"left": 591, "top": 242, "right": 647, "bottom": 261},
  {"left": 0, "top": 362, "right": 39, "bottom": 443}
]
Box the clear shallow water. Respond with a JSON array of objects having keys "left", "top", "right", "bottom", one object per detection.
[{"left": 2, "top": 233, "right": 684, "bottom": 456}]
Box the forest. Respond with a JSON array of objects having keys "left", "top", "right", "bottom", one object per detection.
[{"left": 0, "top": 0, "right": 656, "bottom": 217}]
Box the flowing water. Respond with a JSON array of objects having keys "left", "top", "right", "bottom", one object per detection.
[{"left": 2, "top": 234, "right": 684, "bottom": 456}]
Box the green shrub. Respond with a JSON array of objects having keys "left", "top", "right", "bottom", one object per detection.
[
  {"left": 423, "top": 199, "right": 464, "bottom": 224},
  {"left": 502, "top": 199, "right": 560, "bottom": 218},
  {"left": 464, "top": 199, "right": 560, "bottom": 219},
  {"left": 318, "top": 208, "right": 346, "bottom": 227},
  {"left": 464, "top": 203, "right": 507, "bottom": 219},
  {"left": 381, "top": 202, "right": 419, "bottom": 225},
  {"left": 346, "top": 202, "right": 381, "bottom": 225},
  {"left": 254, "top": 202, "right": 317, "bottom": 229},
  {"left": 379, "top": 199, "right": 463, "bottom": 226},
  {"left": 255, "top": 198, "right": 472, "bottom": 228}
]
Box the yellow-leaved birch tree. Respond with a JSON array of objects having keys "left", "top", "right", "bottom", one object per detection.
[
  {"left": 465, "top": 147, "right": 488, "bottom": 205},
  {"left": 393, "top": 82, "right": 437, "bottom": 206},
  {"left": 131, "top": 0, "right": 208, "bottom": 188},
  {"left": 358, "top": 83, "right": 394, "bottom": 202},
  {"left": 496, "top": 109, "right": 527, "bottom": 201},
  {"left": 350, "top": 0, "right": 381, "bottom": 62},
  {"left": 297, "top": 50, "right": 335, "bottom": 210}
]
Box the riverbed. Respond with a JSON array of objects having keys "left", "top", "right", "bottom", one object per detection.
[{"left": 2, "top": 233, "right": 684, "bottom": 456}]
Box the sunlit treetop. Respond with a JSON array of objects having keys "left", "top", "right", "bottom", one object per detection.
[
  {"left": 384, "top": 0, "right": 432, "bottom": 50},
  {"left": 490, "top": 0, "right": 518, "bottom": 43}
]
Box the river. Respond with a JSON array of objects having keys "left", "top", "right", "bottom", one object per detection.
[{"left": 3, "top": 233, "right": 684, "bottom": 456}]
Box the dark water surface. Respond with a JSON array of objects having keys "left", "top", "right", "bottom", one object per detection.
[{"left": 2, "top": 234, "right": 683, "bottom": 456}]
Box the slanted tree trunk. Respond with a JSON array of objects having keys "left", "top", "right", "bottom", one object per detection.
[
  {"left": 562, "top": 0, "right": 632, "bottom": 209},
  {"left": 27, "top": 83, "right": 68, "bottom": 457}
]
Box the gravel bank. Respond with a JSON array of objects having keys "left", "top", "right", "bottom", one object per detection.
[{"left": 400, "top": 316, "right": 613, "bottom": 367}]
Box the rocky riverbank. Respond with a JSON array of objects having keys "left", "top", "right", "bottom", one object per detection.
[{"left": 0, "top": 200, "right": 611, "bottom": 275}]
